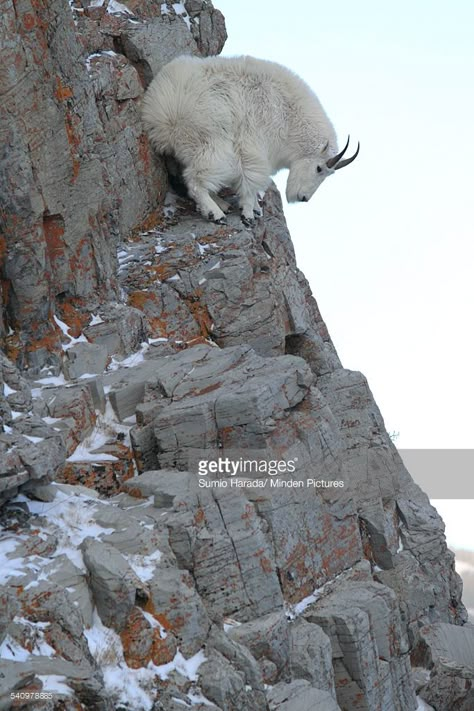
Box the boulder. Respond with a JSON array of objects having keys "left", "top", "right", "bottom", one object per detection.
[
  {"left": 81, "top": 538, "right": 143, "bottom": 632},
  {"left": 267, "top": 679, "right": 340, "bottom": 711}
]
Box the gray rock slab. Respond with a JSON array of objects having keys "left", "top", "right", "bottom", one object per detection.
[
  {"left": 207, "top": 624, "right": 265, "bottom": 693},
  {"left": 148, "top": 567, "right": 210, "bottom": 656},
  {"left": 288, "top": 618, "right": 335, "bottom": 695},
  {"left": 267, "top": 680, "right": 341, "bottom": 711},
  {"left": 167, "top": 487, "right": 284, "bottom": 622},
  {"left": 17, "top": 584, "right": 94, "bottom": 668},
  {"left": 43, "top": 554, "right": 94, "bottom": 629},
  {"left": 120, "top": 17, "right": 198, "bottom": 85},
  {"left": 0, "top": 591, "right": 19, "bottom": 645},
  {"left": 63, "top": 342, "right": 109, "bottom": 379},
  {"left": 419, "top": 622, "right": 474, "bottom": 674},
  {"left": 198, "top": 649, "right": 265, "bottom": 711},
  {"left": 83, "top": 306, "right": 147, "bottom": 358},
  {"left": 81, "top": 537, "right": 140, "bottom": 632},
  {"left": 416, "top": 624, "right": 474, "bottom": 710},
  {"left": 0, "top": 657, "right": 111, "bottom": 711},
  {"left": 121, "top": 469, "right": 196, "bottom": 507},
  {"left": 24, "top": 481, "right": 100, "bottom": 502},
  {"left": 227, "top": 611, "right": 289, "bottom": 675}
]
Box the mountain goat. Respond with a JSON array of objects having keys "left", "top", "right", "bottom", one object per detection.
[{"left": 142, "top": 55, "right": 359, "bottom": 224}]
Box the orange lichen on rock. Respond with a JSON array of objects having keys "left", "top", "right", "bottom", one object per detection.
[
  {"left": 120, "top": 602, "right": 178, "bottom": 668},
  {"left": 55, "top": 76, "right": 74, "bottom": 102},
  {"left": 64, "top": 110, "right": 81, "bottom": 180},
  {"left": 59, "top": 441, "right": 134, "bottom": 496},
  {"left": 55, "top": 300, "right": 90, "bottom": 339}
]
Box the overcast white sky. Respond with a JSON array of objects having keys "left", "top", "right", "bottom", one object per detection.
[{"left": 216, "top": 0, "right": 474, "bottom": 548}]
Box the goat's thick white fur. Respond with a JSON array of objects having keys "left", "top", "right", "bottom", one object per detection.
[{"left": 142, "top": 55, "right": 340, "bottom": 223}]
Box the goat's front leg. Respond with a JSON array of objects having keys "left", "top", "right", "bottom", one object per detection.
[
  {"left": 238, "top": 151, "right": 268, "bottom": 226},
  {"left": 253, "top": 195, "right": 263, "bottom": 218},
  {"left": 239, "top": 192, "right": 264, "bottom": 226}
]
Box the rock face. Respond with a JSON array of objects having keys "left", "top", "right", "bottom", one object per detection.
[
  {"left": 0, "top": 2, "right": 469, "bottom": 710},
  {"left": 0, "top": 0, "right": 226, "bottom": 371}
]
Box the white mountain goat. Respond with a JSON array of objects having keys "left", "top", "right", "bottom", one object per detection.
[{"left": 142, "top": 55, "right": 359, "bottom": 224}]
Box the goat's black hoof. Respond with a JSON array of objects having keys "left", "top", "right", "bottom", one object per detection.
[
  {"left": 253, "top": 209, "right": 263, "bottom": 219},
  {"left": 208, "top": 212, "right": 226, "bottom": 224},
  {"left": 241, "top": 215, "right": 255, "bottom": 228}
]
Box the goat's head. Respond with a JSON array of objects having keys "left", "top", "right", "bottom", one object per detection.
[{"left": 286, "top": 136, "right": 360, "bottom": 203}]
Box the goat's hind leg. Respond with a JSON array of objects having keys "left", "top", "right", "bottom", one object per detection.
[
  {"left": 183, "top": 168, "right": 226, "bottom": 223},
  {"left": 210, "top": 193, "right": 231, "bottom": 214}
]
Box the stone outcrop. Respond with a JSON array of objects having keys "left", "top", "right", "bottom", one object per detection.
[
  {"left": 414, "top": 622, "right": 474, "bottom": 710},
  {"left": 0, "top": 1, "right": 469, "bottom": 710},
  {"left": 0, "top": 0, "right": 226, "bottom": 372}
]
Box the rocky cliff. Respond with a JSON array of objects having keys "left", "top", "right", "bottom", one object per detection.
[{"left": 0, "top": 2, "right": 472, "bottom": 710}]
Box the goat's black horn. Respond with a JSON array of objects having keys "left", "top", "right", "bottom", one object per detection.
[
  {"left": 326, "top": 135, "right": 350, "bottom": 169},
  {"left": 334, "top": 141, "right": 360, "bottom": 170}
]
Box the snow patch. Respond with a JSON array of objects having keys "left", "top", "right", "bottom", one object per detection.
[
  {"left": 53, "top": 315, "right": 88, "bottom": 351},
  {"left": 85, "top": 52, "right": 102, "bottom": 72},
  {"left": 141, "top": 610, "right": 167, "bottom": 638},
  {"left": 37, "top": 675, "right": 73, "bottom": 696},
  {"left": 3, "top": 383, "right": 17, "bottom": 396},
  {"left": 42, "top": 416, "right": 62, "bottom": 426},
  {"left": 223, "top": 617, "right": 242, "bottom": 633},
  {"left": 85, "top": 609, "right": 206, "bottom": 710},
  {"left": 89, "top": 313, "right": 104, "bottom": 326},
  {"left": 125, "top": 549, "right": 162, "bottom": 583},
  {"left": 290, "top": 570, "right": 345, "bottom": 617},
  {"left": 108, "top": 342, "right": 149, "bottom": 371},
  {"left": 172, "top": 3, "right": 191, "bottom": 30},
  {"left": 0, "top": 538, "right": 27, "bottom": 584},
  {"left": 90, "top": 0, "right": 133, "bottom": 15},
  {"left": 186, "top": 690, "right": 214, "bottom": 706},
  {"left": 33, "top": 374, "right": 68, "bottom": 387},
  {"left": 155, "top": 242, "right": 168, "bottom": 255},
  {"left": 0, "top": 635, "right": 30, "bottom": 662},
  {"left": 197, "top": 243, "right": 210, "bottom": 256},
  {"left": 21, "top": 489, "right": 115, "bottom": 571},
  {"left": 67, "top": 434, "right": 119, "bottom": 463}
]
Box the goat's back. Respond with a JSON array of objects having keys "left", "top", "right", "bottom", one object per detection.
[{"left": 142, "top": 56, "right": 320, "bottom": 155}]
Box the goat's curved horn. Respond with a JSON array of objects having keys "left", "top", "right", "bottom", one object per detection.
[
  {"left": 326, "top": 135, "right": 350, "bottom": 169},
  {"left": 334, "top": 141, "right": 360, "bottom": 170}
]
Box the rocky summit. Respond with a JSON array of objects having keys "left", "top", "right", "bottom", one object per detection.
[{"left": 0, "top": 2, "right": 471, "bottom": 710}]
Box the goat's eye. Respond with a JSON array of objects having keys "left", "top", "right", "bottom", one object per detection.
[{"left": 316, "top": 166, "right": 323, "bottom": 173}]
